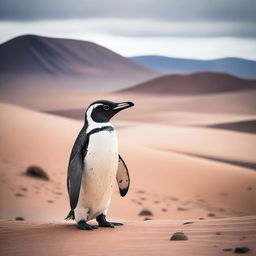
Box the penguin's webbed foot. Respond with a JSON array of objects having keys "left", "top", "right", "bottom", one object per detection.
[
  {"left": 96, "top": 214, "right": 123, "bottom": 228},
  {"left": 77, "top": 220, "right": 98, "bottom": 230}
]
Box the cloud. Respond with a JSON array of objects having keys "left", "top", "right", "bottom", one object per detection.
[
  {"left": 0, "top": 0, "right": 256, "bottom": 23},
  {"left": 1, "top": 19, "right": 256, "bottom": 60},
  {"left": 1, "top": 18, "right": 255, "bottom": 40}
]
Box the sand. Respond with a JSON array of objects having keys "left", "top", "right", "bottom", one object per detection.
[
  {"left": 1, "top": 216, "right": 255, "bottom": 256},
  {"left": 0, "top": 94, "right": 256, "bottom": 255}
]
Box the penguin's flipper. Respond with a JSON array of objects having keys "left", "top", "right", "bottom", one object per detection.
[
  {"left": 67, "top": 131, "right": 88, "bottom": 214},
  {"left": 116, "top": 155, "right": 130, "bottom": 197}
]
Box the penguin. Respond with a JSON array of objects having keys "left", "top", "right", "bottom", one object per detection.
[{"left": 65, "top": 100, "right": 134, "bottom": 230}]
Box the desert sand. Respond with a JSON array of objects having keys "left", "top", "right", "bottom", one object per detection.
[{"left": 0, "top": 91, "right": 256, "bottom": 255}]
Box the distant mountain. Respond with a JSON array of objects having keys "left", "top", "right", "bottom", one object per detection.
[
  {"left": 119, "top": 72, "right": 256, "bottom": 95},
  {"left": 130, "top": 55, "right": 256, "bottom": 79},
  {"left": 0, "top": 35, "right": 157, "bottom": 93}
]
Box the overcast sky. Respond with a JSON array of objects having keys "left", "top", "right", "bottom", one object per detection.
[{"left": 0, "top": 0, "right": 256, "bottom": 59}]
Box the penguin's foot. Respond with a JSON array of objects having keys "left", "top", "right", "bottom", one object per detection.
[
  {"left": 96, "top": 214, "right": 124, "bottom": 228},
  {"left": 77, "top": 220, "right": 98, "bottom": 230}
]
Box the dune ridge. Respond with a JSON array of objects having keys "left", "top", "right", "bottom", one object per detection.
[
  {"left": 130, "top": 55, "right": 256, "bottom": 79},
  {"left": 119, "top": 72, "right": 256, "bottom": 95}
]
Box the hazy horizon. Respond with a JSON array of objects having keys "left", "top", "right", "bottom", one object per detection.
[{"left": 0, "top": 0, "right": 256, "bottom": 60}]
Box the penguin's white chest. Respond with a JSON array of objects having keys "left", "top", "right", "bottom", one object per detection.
[{"left": 78, "top": 130, "right": 118, "bottom": 220}]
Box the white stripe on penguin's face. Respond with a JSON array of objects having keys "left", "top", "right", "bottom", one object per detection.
[{"left": 86, "top": 103, "right": 112, "bottom": 132}]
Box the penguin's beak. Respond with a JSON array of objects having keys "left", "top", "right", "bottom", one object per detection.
[{"left": 113, "top": 102, "right": 134, "bottom": 111}]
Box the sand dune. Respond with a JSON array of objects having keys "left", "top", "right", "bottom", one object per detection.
[
  {"left": 1, "top": 102, "right": 256, "bottom": 223},
  {"left": 1, "top": 100, "right": 256, "bottom": 256},
  {"left": 0, "top": 35, "right": 157, "bottom": 108},
  {"left": 1, "top": 216, "right": 255, "bottom": 256},
  {"left": 119, "top": 72, "right": 256, "bottom": 95},
  {"left": 130, "top": 55, "right": 256, "bottom": 79}
]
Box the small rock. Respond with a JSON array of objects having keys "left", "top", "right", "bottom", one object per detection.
[
  {"left": 216, "top": 232, "right": 221, "bottom": 235},
  {"left": 183, "top": 221, "right": 194, "bottom": 225},
  {"left": 170, "top": 232, "right": 188, "bottom": 241},
  {"left": 222, "top": 248, "right": 232, "bottom": 252},
  {"left": 144, "top": 217, "right": 151, "bottom": 221},
  {"left": 208, "top": 213, "right": 216, "bottom": 217},
  {"left": 240, "top": 236, "right": 246, "bottom": 241},
  {"left": 25, "top": 166, "right": 49, "bottom": 181},
  {"left": 161, "top": 208, "right": 167, "bottom": 212},
  {"left": 154, "top": 200, "right": 160, "bottom": 204},
  {"left": 199, "top": 217, "right": 205, "bottom": 220},
  {"left": 47, "top": 200, "right": 54, "bottom": 203},
  {"left": 15, "top": 217, "right": 24, "bottom": 221},
  {"left": 247, "top": 187, "right": 252, "bottom": 191},
  {"left": 234, "top": 247, "right": 250, "bottom": 254},
  {"left": 138, "top": 209, "right": 153, "bottom": 216},
  {"left": 177, "top": 207, "right": 188, "bottom": 211},
  {"left": 15, "top": 193, "right": 25, "bottom": 197}
]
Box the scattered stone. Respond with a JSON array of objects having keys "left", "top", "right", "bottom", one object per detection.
[
  {"left": 247, "top": 187, "right": 252, "bottom": 191},
  {"left": 234, "top": 247, "right": 250, "bottom": 254},
  {"left": 183, "top": 221, "right": 194, "bottom": 225},
  {"left": 240, "top": 236, "right": 246, "bottom": 241},
  {"left": 144, "top": 217, "right": 151, "bottom": 221},
  {"left": 136, "top": 190, "right": 145, "bottom": 194},
  {"left": 219, "top": 192, "right": 228, "bottom": 196},
  {"left": 208, "top": 213, "right": 216, "bottom": 217},
  {"left": 199, "top": 218, "right": 205, "bottom": 220},
  {"left": 154, "top": 200, "right": 160, "bottom": 204},
  {"left": 47, "top": 200, "right": 54, "bottom": 203},
  {"left": 15, "top": 193, "right": 25, "bottom": 197},
  {"left": 170, "top": 197, "right": 178, "bottom": 201},
  {"left": 25, "top": 166, "right": 49, "bottom": 181},
  {"left": 222, "top": 248, "right": 232, "bottom": 252},
  {"left": 170, "top": 232, "right": 188, "bottom": 241},
  {"left": 140, "top": 197, "right": 147, "bottom": 201},
  {"left": 161, "top": 208, "right": 167, "bottom": 212},
  {"left": 20, "top": 187, "right": 28, "bottom": 191},
  {"left": 177, "top": 207, "right": 188, "bottom": 211},
  {"left": 138, "top": 209, "right": 153, "bottom": 216},
  {"left": 53, "top": 191, "right": 62, "bottom": 195},
  {"left": 219, "top": 208, "right": 225, "bottom": 212},
  {"left": 216, "top": 232, "right": 221, "bottom": 235},
  {"left": 15, "top": 217, "right": 24, "bottom": 221}
]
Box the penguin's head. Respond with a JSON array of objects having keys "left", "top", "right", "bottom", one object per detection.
[{"left": 86, "top": 100, "right": 134, "bottom": 123}]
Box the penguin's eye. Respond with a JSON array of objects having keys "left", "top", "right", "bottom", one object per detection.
[{"left": 103, "top": 105, "right": 110, "bottom": 110}]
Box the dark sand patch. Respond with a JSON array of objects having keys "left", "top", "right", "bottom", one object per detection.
[{"left": 207, "top": 120, "right": 256, "bottom": 134}]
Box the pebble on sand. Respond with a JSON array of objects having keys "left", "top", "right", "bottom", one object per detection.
[
  {"left": 170, "top": 232, "right": 188, "bottom": 241},
  {"left": 15, "top": 217, "right": 24, "bottom": 221},
  {"left": 222, "top": 248, "right": 232, "bottom": 252},
  {"left": 138, "top": 209, "right": 153, "bottom": 216},
  {"left": 234, "top": 247, "right": 250, "bottom": 254},
  {"left": 183, "top": 221, "right": 194, "bottom": 225},
  {"left": 25, "top": 166, "right": 49, "bottom": 181}
]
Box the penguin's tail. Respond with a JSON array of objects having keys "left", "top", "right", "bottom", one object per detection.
[{"left": 65, "top": 209, "right": 75, "bottom": 220}]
